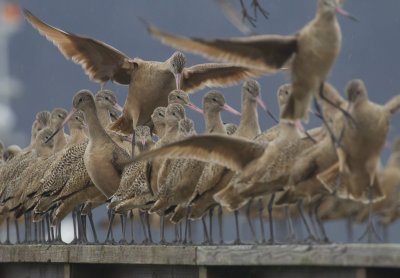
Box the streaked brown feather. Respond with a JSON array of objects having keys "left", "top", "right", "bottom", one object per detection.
[
  {"left": 23, "top": 9, "right": 133, "bottom": 85},
  {"left": 146, "top": 23, "right": 297, "bottom": 73},
  {"left": 182, "top": 63, "right": 264, "bottom": 92},
  {"left": 133, "top": 134, "right": 265, "bottom": 172}
]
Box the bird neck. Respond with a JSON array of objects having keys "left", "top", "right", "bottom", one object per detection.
[
  {"left": 164, "top": 123, "right": 179, "bottom": 139},
  {"left": 236, "top": 98, "right": 260, "bottom": 137},
  {"left": 153, "top": 123, "right": 166, "bottom": 138},
  {"left": 316, "top": 8, "right": 336, "bottom": 23},
  {"left": 96, "top": 105, "right": 112, "bottom": 128},
  {"left": 84, "top": 105, "right": 109, "bottom": 142},
  {"left": 205, "top": 111, "right": 224, "bottom": 133},
  {"left": 53, "top": 129, "right": 68, "bottom": 152}
]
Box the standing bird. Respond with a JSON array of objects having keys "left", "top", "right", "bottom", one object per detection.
[
  {"left": 145, "top": 0, "right": 356, "bottom": 123},
  {"left": 23, "top": 9, "right": 264, "bottom": 133}
]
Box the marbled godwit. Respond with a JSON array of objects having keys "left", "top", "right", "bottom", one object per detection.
[
  {"left": 0, "top": 128, "right": 55, "bottom": 244},
  {"left": 25, "top": 111, "right": 51, "bottom": 152},
  {"left": 108, "top": 125, "right": 154, "bottom": 244},
  {"left": 23, "top": 10, "right": 263, "bottom": 134},
  {"left": 145, "top": 0, "right": 356, "bottom": 123},
  {"left": 317, "top": 79, "right": 400, "bottom": 242},
  {"left": 187, "top": 80, "right": 265, "bottom": 243}
]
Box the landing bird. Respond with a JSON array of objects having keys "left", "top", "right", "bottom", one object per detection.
[
  {"left": 23, "top": 9, "right": 264, "bottom": 133},
  {"left": 145, "top": 0, "right": 357, "bottom": 123}
]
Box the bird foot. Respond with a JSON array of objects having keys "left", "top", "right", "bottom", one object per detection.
[
  {"left": 358, "top": 222, "right": 382, "bottom": 243},
  {"left": 119, "top": 239, "right": 128, "bottom": 245},
  {"left": 104, "top": 239, "right": 117, "bottom": 245}
]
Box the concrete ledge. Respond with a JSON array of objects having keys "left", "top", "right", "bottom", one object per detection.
[{"left": 0, "top": 244, "right": 399, "bottom": 268}]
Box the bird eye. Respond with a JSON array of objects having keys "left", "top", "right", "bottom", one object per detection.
[
  {"left": 158, "top": 113, "right": 163, "bottom": 116},
  {"left": 58, "top": 114, "right": 63, "bottom": 118},
  {"left": 173, "top": 112, "right": 176, "bottom": 116},
  {"left": 212, "top": 98, "right": 217, "bottom": 102}
]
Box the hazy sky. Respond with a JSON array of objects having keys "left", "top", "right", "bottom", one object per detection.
[{"left": 5, "top": 0, "right": 400, "bottom": 159}]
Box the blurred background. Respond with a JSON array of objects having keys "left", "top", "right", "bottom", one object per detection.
[{"left": 1, "top": 0, "right": 400, "bottom": 243}]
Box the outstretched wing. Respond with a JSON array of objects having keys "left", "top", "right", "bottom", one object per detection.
[
  {"left": 133, "top": 135, "right": 265, "bottom": 172},
  {"left": 182, "top": 63, "right": 264, "bottom": 93},
  {"left": 24, "top": 9, "right": 134, "bottom": 85},
  {"left": 145, "top": 22, "right": 297, "bottom": 72}
]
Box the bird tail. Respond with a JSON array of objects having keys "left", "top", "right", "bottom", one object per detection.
[
  {"left": 170, "top": 204, "right": 187, "bottom": 224},
  {"left": 109, "top": 116, "right": 133, "bottom": 134}
]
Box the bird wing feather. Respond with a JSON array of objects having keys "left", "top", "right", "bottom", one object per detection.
[
  {"left": 182, "top": 63, "right": 264, "bottom": 93},
  {"left": 24, "top": 9, "right": 133, "bottom": 85},
  {"left": 133, "top": 135, "right": 265, "bottom": 172},
  {"left": 146, "top": 22, "right": 297, "bottom": 72}
]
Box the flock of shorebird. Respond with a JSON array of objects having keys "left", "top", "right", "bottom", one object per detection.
[{"left": 1, "top": 0, "right": 400, "bottom": 245}]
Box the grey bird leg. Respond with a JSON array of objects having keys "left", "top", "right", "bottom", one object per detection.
[
  {"left": 258, "top": 199, "right": 266, "bottom": 243},
  {"left": 129, "top": 211, "right": 135, "bottom": 245},
  {"left": 308, "top": 206, "right": 319, "bottom": 240},
  {"left": 77, "top": 209, "right": 87, "bottom": 244},
  {"left": 382, "top": 223, "right": 389, "bottom": 243},
  {"left": 297, "top": 200, "right": 317, "bottom": 243},
  {"left": 358, "top": 187, "right": 382, "bottom": 243},
  {"left": 174, "top": 223, "right": 179, "bottom": 243},
  {"left": 87, "top": 210, "right": 99, "bottom": 244},
  {"left": 245, "top": 199, "right": 257, "bottom": 243},
  {"left": 267, "top": 194, "right": 276, "bottom": 244},
  {"left": 218, "top": 205, "right": 224, "bottom": 244},
  {"left": 209, "top": 207, "right": 214, "bottom": 244},
  {"left": 23, "top": 212, "right": 30, "bottom": 243},
  {"left": 45, "top": 214, "right": 52, "bottom": 243},
  {"left": 33, "top": 221, "right": 38, "bottom": 244},
  {"left": 55, "top": 222, "right": 65, "bottom": 244},
  {"left": 104, "top": 210, "right": 116, "bottom": 245},
  {"left": 201, "top": 215, "right": 210, "bottom": 245},
  {"left": 70, "top": 208, "right": 78, "bottom": 244},
  {"left": 41, "top": 219, "right": 45, "bottom": 243},
  {"left": 346, "top": 216, "right": 354, "bottom": 243},
  {"left": 313, "top": 197, "right": 330, "bottom": 243},
  {"left": 285, "top": 206, "right": 296, "bottom": 243},
  {"left": 233, "top": 210, "right": 241, "bottom": 244},
  {"left": 119, "top": 214, "right": 128, "bottom": 244},
  {"left": 160, "top": 215, "right": 167, "bottom": 244},
  {"left": 4, "top": 217, "right": 11, "bottom": 245},
  {"left": 15, "top": 217, "right": 20, "bottom": 244},
  {"left": 145, "top": 213, "right": 153, "bottom": 243},
  {"left": 139, "top": 211, "right": 149, "bottom": 244}
]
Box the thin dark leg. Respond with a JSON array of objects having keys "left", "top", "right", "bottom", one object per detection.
[
  {"left": 4, "top": 217, "right": 11, "bottom": 245},
  {"left": 267, "top": 194, "right": 276, "bottom": 244},
  {"left": 41, "top": 219, "right": 45, "bottom": 243},
  {"left": 209, "top": 207, "right": 214, "bottom": 244},
  {"left": 80, "top": 213, "right": 88, "bottom": 243},
  {"left": 33, "top": 222, "right": 38, "bottom": 244},
  {"left": 145, "top": 213, "right": 153, "bottom": 244},
  {"left": 71, "top": 209, "right": 78, "bottom": 244},
  {"left": 119, "top": 214, "right": 127, "bottom": 244},
  {"left": 285, "top": 206, "right": 296, "bottom": 243},
  {"left": 258, "top": 199, "right": 266, "bottom": 244},
  {"left": 358, "top": 187, "right": 382, "bottom": 243},
  {"left": 23, "top": 212, "right": 30, "bottom": 243},
  {"left": 160, "top": 215, "right": 167, "bottom": 244},
  {"left": 104, "top": 211, "right": 115, "bottom": 245},
  {"left": 233, "top": 210, "right": 241, "bottom": 244},
  {"left": 308, "top": 207, "right": 319, "bottom": 240},
  {"left": 139, "top": 211, "right": 149, "bottom": 244},
  {"left": 346, "top": 216, "right": 354, "bottom": 243},
  {"left": 245, "top": 199, "right": 257, "bottom": 243},
  {"left": 87, "top": 210, "right": 99, "bottom": 244},
  {"left": 129, "top": 211, "right": 135, "bottom": 244},
  {"left": 77, "top": 210, "right": 87, "bottom": 244},
  {"left": 201, "top": 216, "right": 209, "bottom": 244},
  {"left": 382, "top": 223, "right": 389, "bottom": 243},
  {"left": 297, "top": 200, "right": 316, "bottom": 242},
  {"left": 15, "top": 217, "right": 20, "bottom": 244},
  {"left": 45, "top": 214, "right": 52, "bottom": 243},
  {"left": 174, "top": 223, "right": 179, "bottom": 243},
  {"left": 314, "top": 197, "right": 330, "bottom": 243},
  {"left": 218, "top": 205, "right": 224, "bottom": 244}
]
